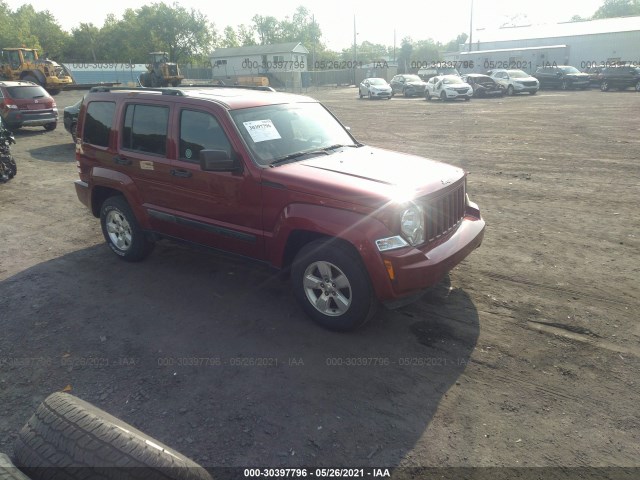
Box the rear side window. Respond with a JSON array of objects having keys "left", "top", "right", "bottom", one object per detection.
[
  {"left": 122, "top": 104, "right": 169, "bottom": 156},
  {"left": 83, "top": 101, "right": 115, "bottom": 147}
]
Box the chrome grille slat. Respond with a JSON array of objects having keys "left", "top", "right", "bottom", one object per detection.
[{"left": 421, "top": 182, "right": 466, "bottom": 243}]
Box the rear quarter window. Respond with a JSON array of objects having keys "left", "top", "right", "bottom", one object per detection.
[{"left": 83, "top": 101, "right": 115, "bottom": 147}]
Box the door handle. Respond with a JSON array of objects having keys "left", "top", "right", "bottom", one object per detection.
[
  {"left": 171, "top": 169, "right": 192, "bottom": 178},
  {"left": 113, "top": 155, "right": 132, "bottom": 166}
]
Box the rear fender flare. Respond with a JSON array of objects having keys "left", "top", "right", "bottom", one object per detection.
[{"left": 90, "top": 167, "right": 149, "bottom": 228}]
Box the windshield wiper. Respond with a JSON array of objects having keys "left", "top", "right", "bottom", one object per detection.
[
  {"left": 268, "top": 144, "right": 360, "bottom": 167},
  {"left": 269, "top": 149, "right": 330, "bottom": 167}
]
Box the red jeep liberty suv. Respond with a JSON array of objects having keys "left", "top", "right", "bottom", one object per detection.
[{"left": 74, "top": 86, "right": 485, "bottom": 330}]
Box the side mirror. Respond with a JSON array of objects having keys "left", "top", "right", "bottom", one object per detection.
[{"left": 199, "top": 149, "right": 241, "bottom": 173}]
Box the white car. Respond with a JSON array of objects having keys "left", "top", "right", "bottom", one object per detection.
[
  {"left": 424, "top": 75, "right": 473, "bottom": 101},
  {"left": 358, "top": 78, "right": 392, "bottom": 99},
  {"left": 489, "top": 69, "right": 539, "bottom": 95}
]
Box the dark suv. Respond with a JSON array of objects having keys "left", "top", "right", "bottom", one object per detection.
[
  {"left": 533, "top": 65, "right": 590, "bottom": 90},
  {"left": 74, "top": 86, "right": 485, "bottom": 330},
  {"left": 0, "top": 80, "right": 58, "bottom": 131},
  {"left": 598, "top": 66, "right": 640, "bottom": 92}
]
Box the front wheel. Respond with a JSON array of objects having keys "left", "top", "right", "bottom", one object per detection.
[
  {"left": 506, "top": 85, "right": 515, "bottom": 96},
  {"left": 600, "top": 81, "right": 609, "bottom": 91},
  {"left": 561, "top": 80, "right": 569, "bottom": 90},
  {"left": 425, "top": 91, "right": 431, "bottom": 101},
  {"left": 530, "top": 90, "right": 537, "bottom": 95},
  {"left": 100, "top": 196, "right": 154, "bottom": 262},
  {"left": 440, "top": 91, "right": 447, "bottom": 101},
  {"left": 635, "top": 81, "right": 640, "bottom": 92},
  {"left": 291, "top": 240, "right": 376, "bottom": 331},
  {"left": 44, "top": 122, "right": 57, "bottom": 131}
]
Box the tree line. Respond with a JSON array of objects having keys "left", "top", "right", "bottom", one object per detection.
[{"left": 1, "top": 0, "right": 637, "bottom": 67}]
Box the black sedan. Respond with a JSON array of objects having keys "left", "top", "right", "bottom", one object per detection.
[
  {"left": 462, "top": 74, "right": 504, "bottom": 97},
  {"left": 63, "top": 98, "right": 82, "bottom": 143}
]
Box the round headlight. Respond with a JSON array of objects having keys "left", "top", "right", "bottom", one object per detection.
[{"left": 400, "top": 204, "right": 425, "bottom": 246}]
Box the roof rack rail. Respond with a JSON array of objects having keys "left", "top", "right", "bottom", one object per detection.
[
  {"left": 89, "top": 85, "right": 276, "bottom": 94},
  {"left": 89, "top": 86, "right": 185, "bottom": 95}
]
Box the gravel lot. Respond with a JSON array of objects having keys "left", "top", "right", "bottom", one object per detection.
[{"left": 0, "top": 86, "right": 638, "bottom": 476}]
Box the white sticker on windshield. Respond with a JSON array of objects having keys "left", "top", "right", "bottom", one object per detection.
[{"left": 243, "top": 119, "right": 281, "bottom": 143}]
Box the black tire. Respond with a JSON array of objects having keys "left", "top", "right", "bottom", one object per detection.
[
  {"left": 635, "top": 81, "right": 640, "bottom": 92},
  {"left": 358, "top": 90, "right": 363, "bottom": 99},
  {"left": 14, "top": 392, "right": 212, "bottom": 480},
  {"left": 21, "top": 74, "right": 40, "bottom": 86},
  {"left": 1, "top": 155, "right": 17, "bottom": 180},
  {"left": 0, "top": 453, "right": 31, "bottom": 480},
  {"left": 506, "top": 85, "right": 515, "bottom": 96},
  {"left": 70, "top": 122, "right": 77, "bottom": 143},
  {"left": 440, "top": 91, "right": 447, "bottom": 101},
  {"left": 561, "top": 80, "right": 569, "bottom": 90},
  {"left": 425, "top": 91, "right": 431, "bottom": 101},
  {"left": 530, "top": 90, "right": 537, "bottom": 95},
  {"left": 48, "top": 89, "right": 61, "bottom": 96},
  {"left": 44, "top": 122, "right": 57, "bottom": 131},
  {"left": 403, "top": 88, "right": 410, "bottom": 98},
  {"left": 291, "top": 239, "right": 377, "bottom": 331},
  {"left": 368, "top": 91, "right": 373, "bottom": 100},
  {"left": 600, "top": 81, "right": 609, "bottom": 92},
  {"left": 171, "top": 79, "right": 181, "bottom": 87},
  {"left": 100, "top": 196, "right": 154, "bottom": 261}
]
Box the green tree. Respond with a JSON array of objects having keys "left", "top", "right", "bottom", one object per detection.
[
  {"left": 397, "top": 37, "right": 413, "bottom": 73},
  {"left": 443, "top": 33, "right": 467, "bottom": 53},
  {"left": 236, "top": 24, "right": 257, "bottom": 46},
  {"left": 592, "top": 0, "right": 640, "bottom": 18},
  {"left": 221, "top": 26, "right": 239, "bottom": 48},
  {"left": 252, "top": 15, "right": 281, "bottom": 45}
]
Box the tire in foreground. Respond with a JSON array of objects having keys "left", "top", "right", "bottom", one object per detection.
[{"left": 14, "top": 392, "right": 212, "bottom": 480}]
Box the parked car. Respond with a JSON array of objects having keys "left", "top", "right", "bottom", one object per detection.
[
  {"left": 390, "top": 74, "right": 428, "bottom": 97},
  {"left": 598, "top": 66, "right": 640, "bottom": 92},
  {"left": 424, "top": 75, "right": 473, "bottom": 101},
  {"left": 461, "top": 74, "right": 504, "bottom": 97},
  {"left": 489, "top": 69, "right": 539, "bottom": 95},
  {"left": 0, "top": 80, "right": 58, "bottom": 131},
  {"left": 74, "top": 85, "right": 485, "bottom": 331},
  {"left": 417, "top": 66, "right": 460, "bottom": 82},
  {"left": 64, "top": 97, "right": 82, "bottom": 142},
  {"left": 533, "top": 65, "right": 590, "bottom": 90},
  {"left": 583, "top": 66, "right": 605, "bottom": 87},
  {"left": 358, "top": 77, "right": 392, "bottom": 99}
]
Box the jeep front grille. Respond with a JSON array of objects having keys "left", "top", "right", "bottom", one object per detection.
[{"left": 422, "top": 182, "right": 466, "bottom": 242}]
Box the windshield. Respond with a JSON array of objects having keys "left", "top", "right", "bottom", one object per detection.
[
  {"left": 439, "top": 68, "right": 459, "bottom": 75},
  {"left": 403, "top": 75, "right": 422, "bottom": 82},
  {"left": 442, "top": 76, "right": 464, "bottom": 84},
  {"left": 6, "top": 86, "right": 48, "bottom": 99},
  {"left": 230, "top": 102, "right": 357, "bottom": 166},
  {"left": 507, "top": 70, "right": 529, "bottom": 78},
  {"left": 368, "top": 78, "right": 387, "bottom": 85},
  {"left": 559, "top": 66, "right": 580, "bottom": 73}
]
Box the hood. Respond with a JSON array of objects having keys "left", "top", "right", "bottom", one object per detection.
[{"left": 260, "top": 146, "right": 465, "bottom": 208}]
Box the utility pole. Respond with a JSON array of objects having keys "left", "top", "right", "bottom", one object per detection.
[{"left": 469, "top": 0, "right": 474, "bottom": 52}]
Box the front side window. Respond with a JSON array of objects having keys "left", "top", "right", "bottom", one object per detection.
[
  {"left": 179, "top": 110, "right": 231, "bottom": 162},
  {"left": 83, "top": 101, "right": 115, "bottom": 147},
  {"left": 122, "top": 104, "right": 169, "bottom": 156}
]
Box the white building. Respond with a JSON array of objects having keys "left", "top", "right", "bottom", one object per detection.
[
  {"left": 211, "top": 42, "right": 309, "bottom": 77},
  {"left": 445, "top": 16, "right": 640, "bottom": 74}
]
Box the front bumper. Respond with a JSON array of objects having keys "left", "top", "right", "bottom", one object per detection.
[
  {"left": 443, "top": 90, "right": 473, "bottom": 99},
  {"left": 513, "top": 83, "right": 538, "bottom": 93},
  {"left": 377, "top": 210, "right": 485, "bottom": 305}
]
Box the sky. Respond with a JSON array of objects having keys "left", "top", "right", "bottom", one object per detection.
[{"left": 6, "top": 0, "right": 607, "bottom": 51}]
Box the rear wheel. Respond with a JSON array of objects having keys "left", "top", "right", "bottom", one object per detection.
[
  {"left": 291, "top": 239, "right": 377, "bottom": 331},
  {"left": 561, "top": 80, "right": 569, "bottom": 90},
  {"left": 100, "top": 196, "right": 154, "bottom": 261},
  {"left": 21, "top": 74, "right": 40, "bottom": 86},
  {"left": 71, "top": 122, "right": 78, "bottom": 143},
  {"left": 635, "top": 81, "right": 640, "bottom": 92},
  {"left": 600, "top": 80, "right": 610, "bottom": 91},
  {"left": 0, "top": 453, "right": 31, "bottom": 480}
]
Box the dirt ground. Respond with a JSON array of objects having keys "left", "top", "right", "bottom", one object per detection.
[{"left": 0, "top": 86, "right": 639, "bottom": 476}]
